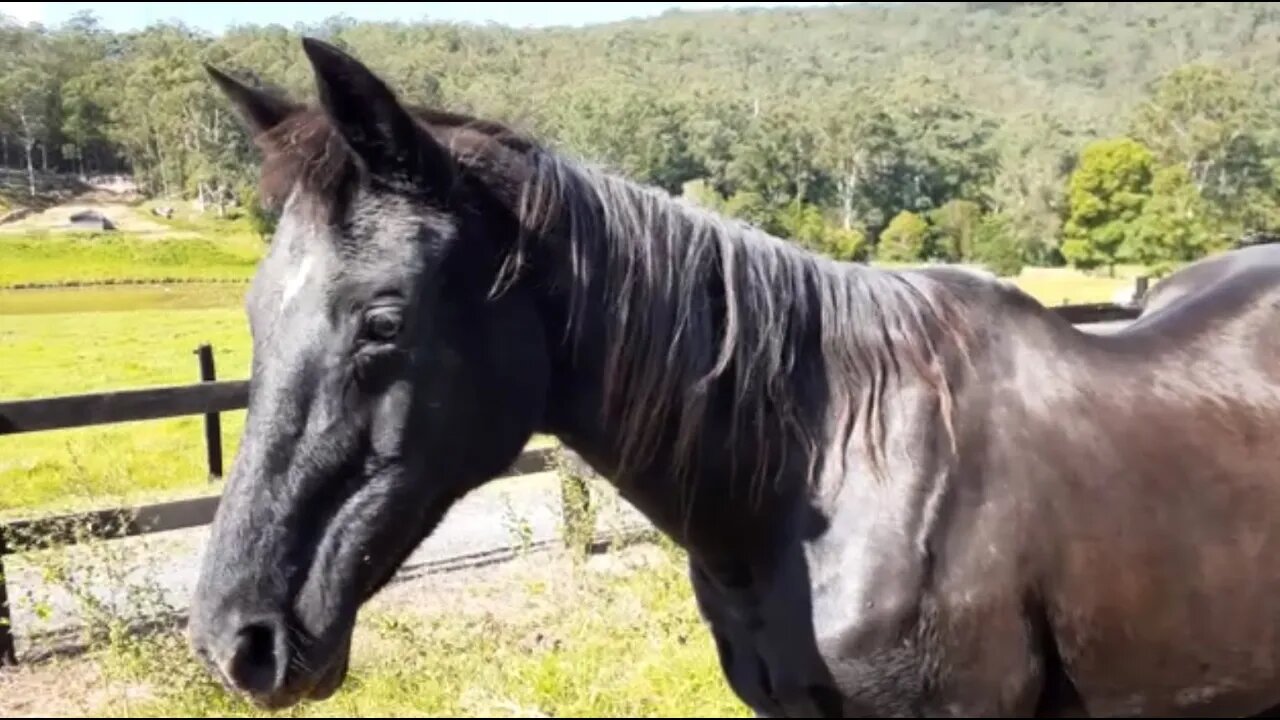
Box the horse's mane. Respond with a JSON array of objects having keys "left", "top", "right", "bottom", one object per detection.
[{"left": 256, "top": 104, "right": 974, "bottom": 494}]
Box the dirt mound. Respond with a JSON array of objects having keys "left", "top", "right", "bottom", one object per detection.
[{"left": 0, "top": 200, "right": 179, "bottom": 237}]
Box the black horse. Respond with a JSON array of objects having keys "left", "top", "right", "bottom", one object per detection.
[
  {"left": 189, "top": 38, "right": 1280, "bottom": 717},
  {"left": 1136, "top": 241, "right": 1280, "bottom": 322}
]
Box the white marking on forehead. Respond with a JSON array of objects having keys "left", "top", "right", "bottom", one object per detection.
[{"left": 280, "top": 254, "right": 314, "bottom": 312}]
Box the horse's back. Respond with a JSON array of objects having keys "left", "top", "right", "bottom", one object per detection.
[
  {"left": 1139, "top": 244, "right": 1280, "bottom": 319},
  {"left": 1009, "top": 249, "right": 1280, "bottom": 716}
]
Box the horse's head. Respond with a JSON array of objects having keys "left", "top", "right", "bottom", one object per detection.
[{"left": 187, "top": 38, "right": 551, "bottom": 709}]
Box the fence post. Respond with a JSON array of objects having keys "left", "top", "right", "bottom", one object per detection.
[
  {"left": 195, "top": 344, "right": 223, "bottom": 481},
  {"left": 1134, "top": 275, "right": 1150, "bottom": 304},
  {"left": 0, "top": 531, "right": 16, "bottom": 666}
]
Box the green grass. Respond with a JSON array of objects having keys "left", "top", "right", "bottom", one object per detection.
[
  {"left": 874, "top": 260, "right": 1146, "bottom": 305},
  {"left": 55, "top": 541, "right": 749, "bottom": 718},
  {"left": 1008, "top": 265, "right": 1142, "bottom": 305},
  {"left": 0, "top": 231, "right": 263, "bottom": 287},
  {"left": 0, "top": 283, "right": 249, "bottom": 315},
  {"left": 0, "top": 286, "right": 252, "bottom": 518}
]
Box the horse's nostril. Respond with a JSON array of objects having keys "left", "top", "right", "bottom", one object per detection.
[{"left": 225, "top": 617, "right": 289, "bottom": 696}]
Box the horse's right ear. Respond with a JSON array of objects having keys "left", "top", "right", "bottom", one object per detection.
[{"left": 204, "top": 64, "right": 299, "bottom": 139}]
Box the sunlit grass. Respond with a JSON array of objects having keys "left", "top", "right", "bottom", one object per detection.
[
  {"left": 0, "top": 231, "right": 262, "bottom": 287},
  {"left": 32, "top": 541, "right": 750, "bottom": 718},
  {"left": 1008, "top": 265, "right": 1145, "bottom": 305}
]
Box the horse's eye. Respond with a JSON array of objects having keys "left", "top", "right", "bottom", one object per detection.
[{"left": 364, "top": 307, "right": 402, "bottom": 342}]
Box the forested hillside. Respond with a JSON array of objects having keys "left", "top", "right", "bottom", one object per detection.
[{"left": 2, "top": 2, "right": 1278, "bottom": 273}]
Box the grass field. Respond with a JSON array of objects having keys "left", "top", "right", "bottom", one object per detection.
[
  {"left": 0, "top": 283, "right": 251, "bottom": 518},
  {"left": 0, "top": 232, "right": 261, "bottom": 287}
]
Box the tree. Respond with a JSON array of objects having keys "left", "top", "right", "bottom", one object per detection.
[
  {"left": 986, "top": 112, "right": 1079, "bottom": 265},
  {"left": 825, "top": 226, "right": 869, "bottom": 262},
  {"left": 1061, "top": 137, "right": 1154, "bottom": 273},
  {"left": 681, "top": 178, "right": 725, "bottom": 212},
  {"left": 774, "top": 201, "right": 828, "bottom": 252},
  {"left": 0, "top": 24, "right": 53, "bottom": 196},
  {"left": 877, "top": 211, "right": 930, "bottom": 263},
  {"left": 1131, "top": 63, "right": 1274, "bottom": 231},
  {"left": 1126, "top": 164, "right": 1226, "bottom": 270},
  {"left": 971, "top": 212, "right": 1024, "bottom": 277},
  {"left": 726, "top": 106, "right": 828, "bottom": 213},
  {"left": 818, "top": 87, "right": 998, "bottom": 243},
  {"left": 5, "top": 0, "right": 1280, "bottom": 261},
  {"left": 722, "top": 190, "right": 773, "bottom": 230},
  {"left": 927, "top": 199, "right": 983, "bottom": 261}
]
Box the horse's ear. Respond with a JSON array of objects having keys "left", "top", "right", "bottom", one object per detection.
[
  {"left": 204, "top": 65, "right": 299, "bottom": 139},
  {"left": 300, "top": 37, "right": 454, "bottom": 194}
]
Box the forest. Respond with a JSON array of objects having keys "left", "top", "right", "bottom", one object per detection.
[{"left": 2, "top": 1, "right": 1279, "bottom": 275}]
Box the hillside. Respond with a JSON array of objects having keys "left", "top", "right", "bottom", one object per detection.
[{"left": 1, "top": 2, "right": 1276, "bottom": 270}]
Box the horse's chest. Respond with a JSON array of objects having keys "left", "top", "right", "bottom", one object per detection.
[{"left": 690, "top": 545, "right": 929, "bottom": 718}]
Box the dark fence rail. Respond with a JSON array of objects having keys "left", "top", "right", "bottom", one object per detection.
[
  {"left": 1052, "top": 302, "right": 1143, "bottom": 325},
  {"left": 0, "top": 380, "right": 248, "bottom": 436},
  {"left": 0, "top": 299, "right": 1145, "bottom": 665}
]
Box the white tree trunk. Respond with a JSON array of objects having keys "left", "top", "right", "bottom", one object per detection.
[{"left": 17, "top": 109, "right": 36, "bottom": 197}]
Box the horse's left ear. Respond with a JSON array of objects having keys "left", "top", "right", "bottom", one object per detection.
[
  {"left": 205, "top": 64, "right": 300, "bottom": 140},
  {"left": 300, "top": 37, "right": 454, "bottom": 194}
]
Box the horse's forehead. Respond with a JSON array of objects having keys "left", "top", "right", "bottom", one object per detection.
[{"left": 263, "top": 187, "right": 453, "bottom": 303}]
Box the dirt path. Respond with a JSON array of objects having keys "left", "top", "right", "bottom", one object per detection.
[{"left": 0, "top": 194, "right": 184, "bottom": 237}]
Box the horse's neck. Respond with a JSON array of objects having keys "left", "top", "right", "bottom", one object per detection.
[{"left": 522, "top": 179, "right": 817, "bottom": 556}]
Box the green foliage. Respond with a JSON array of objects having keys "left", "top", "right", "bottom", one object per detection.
[
  {"left": 774, "top": 201, "right": 828, "bottom": 250},
  {"left": 237, "top": 184, "right": 276, "bottom": 241},
  {"left": 971, "top": 212, "right": 1025, "bottom": 277},
  {"left": 1130, "top": 63, "right": 1278, "bottom": 234},
  {"left": 1061, "top": 137, "right": 1154, "bottom": 272},
  {"left": 680, "top": 178, "right": 725, "bottom": 213},
  {"left": 721, "top": 190, "right": 773, "bottom": 229},
  {"left": 877, "top": 211, "right": 930, "bottom": 263},
  {"left": 927, "top": 199, "right": 983, "bottom": 262},
  {"left": 825, "top": 226, "right": 869, "bottom": 263},
  {"left": 5, "top": 3, "right": 1280, "bottom": 269},
  {"left": 1126, "top": 164, "right": 1227, "bottom": 270},
  {"left": 774, "top": 201, "right": 869, "bottom": 262},
  {"left": 684, "top": 185, "right": 868, "bottom": 262}
]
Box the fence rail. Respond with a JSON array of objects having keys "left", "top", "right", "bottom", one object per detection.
[
  {"left": 0, "top": 379, "right": 248, "bottom": 436},
  {"left": 0, "top": 299, "right": 1145, "bottom": 665}
]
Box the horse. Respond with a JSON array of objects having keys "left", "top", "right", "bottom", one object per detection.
[
  {"left": 1136, "top": 242, "right": 1280, "bottom": 322},
  {"left": 188, "top": 38, "right": 1280, "bottom": 717}
]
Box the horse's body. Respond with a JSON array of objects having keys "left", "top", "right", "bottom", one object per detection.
[
  {"left": 683, "top": 259, "right": 1280, "bottom": 717},
  {"left": 1137, "top": 242, "right": 1280, "bottom": 321},
  {"left": 188, "top": 40, "right": 1280, "bottom": 717}
]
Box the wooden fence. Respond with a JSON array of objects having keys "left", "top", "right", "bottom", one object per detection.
[{"left": 0, "top": 300, "right": 1144, "bottom": 665}]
